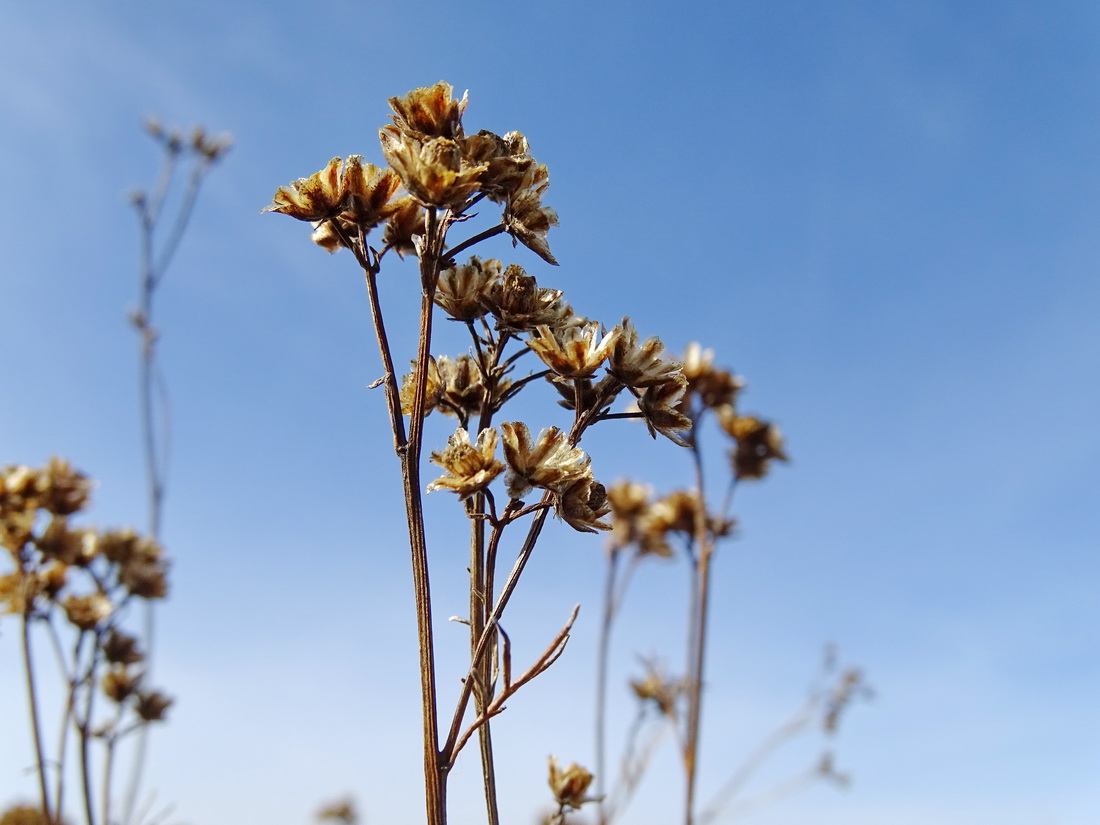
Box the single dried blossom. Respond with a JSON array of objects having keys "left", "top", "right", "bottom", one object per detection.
[
  {"left": 102, "top": 666, "right": 142, "bottom": 703},
  {"left": 134, "top": 690, "right": 172, "bottom": 722},
  {"left": 526, "top": 322, "right": 620, "bottom": 379},
  {"left": 340, "top": 156, "right": 403, "bottom": 228},
  {"left": 37, "top": 518, "right": 98, "bottom": 566},
  {"left": 388, "top": 81, "right": 467, "bottom": 141},
  {"left": 121, "top": 553, "right": 169, "bottom": 599},
  {"left": 630, "top": 662, "right": 682, "bottom": 717},
  {"left": 504, "top": 163, "right": 559, "bottom": 265},
  {"left": 436, "top": 354, "right": 493, "bottom": 420},
  {"left": 426, "top": 428, "right": 504, "bottom": 500},
  {"left": 102, "top": 629, "right": 143, "bottom": 665},
  {"left": 681, "top": 342, "right": 743, "bottom": 410},
  {"left": 379, "top": 128, "right": 485, "bottom": 210},
  {"left": 381, "top": 196, "right": 427, "bottom": 257},
  {"left": 63, "top": 592, "right": 112, "bottom": 631},
  {"left": 399, "top": 357, "right": 444, "bottom": 417},
  {"left": 722, "top": 413, "right": 788, "bottom": 480},
  {"left": 499, "top": 422, "right": 590, "bottom": 499},
  {"left": 608, "top": 318, "right": 684, "bottom": 389},
  {"left": 462, "top": 129, "right": 536, "bottom": 203},
  {"left": 37, "top": 457, "right": 93, "bottom": 516},
  {"left": 548, "top": 756, "right": 597, "bottom": 810},
  {"left": 485, "top": 266, "right": 570, "bottom": 332},
  {"left": 434, "top": 256, "right": 502, "bottom": 321},
  {"left": 637, "top": 375, "right": 692, "bottom": 446},
  {"left": 555, "top": 476, "right": 611, "bottom": 533},
  {"left": 38, "top": 562, "right": 67, "bottom": 600},
  {"left": 605, "top": 480, "right": 654, "bottom": 553},
  {"left": 263, "top": 157, "right": 347, "bottom": 222}
]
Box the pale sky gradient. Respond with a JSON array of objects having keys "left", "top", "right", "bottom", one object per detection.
[{"left": 2, "top": 2, "right": 1098, "bottom": 824}]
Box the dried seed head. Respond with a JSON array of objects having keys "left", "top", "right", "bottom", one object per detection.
[
  {"left": 134, "top": 690, "right": 172, "bottom": 722},
  {"left": 526, "top": 322, "right": 620, "bottom": 380},
  {"left": 426, "top": 428, "right": 504, "bottom": 500},
  {"left": 555, "top": 476, "right": 611, "bottom": 533},
  {"left": 102, "top": 666, "right": 142, "bottom": 703},
  {"left": 63, "top": 592, "right": 113, "bottom": 631},
  {"left": 547, "top": 756, "right": 597, "bottom": 810},
  {"left": 436, "top": 355, "right": 493, "bottom": 420},
  {"left": 379, "top": 128, "right": 486, "bottom": 210},
  {"left": 605, "top": 480, "right": 653, "bottom": 552},
  {"left": 462, "top": 129, "right": 537, "bottom": 203},
  {"left": 681, "top": 342, "right": 744, "bottom": 410},
  {"left": 485, "top": 266, "right": 571, "bottom": 332},
  {"left": 721, "top": 413, "right": 788, "bottom": 480},
  {"left": 381, "top": 196, "right": 427, "bottom": 258},
  {"left": 388, "top": 82, "right": 468, "bottom": 141},
  {"left": 435, "top": 256, "right": 502, "bottom": 321},
  {"left": 636, "top": 375, "right": 692, "bottom": 446},
  {"left": 504, "top": 163, "right": 559, "bottom": 265},
  {"left": 399, "top": 357, "right": 444, "bottom": 417},
  {"left": 500, "top": 422, "right": 590, "bottom": 499},
  {"left": 37, "top": 457, "right": 94, "bottom": 516},
  {"left": 102, "top": 629, "right": 144, "bottom": 665},
  {"left": 608, "top": 318, "right": 684, "bottom": 390},
  {"left": 263, "top": 157, "right": 347, "bottom": 222}
]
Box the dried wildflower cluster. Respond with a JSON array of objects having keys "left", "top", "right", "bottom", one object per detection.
[{"left": 1, "top": 459, "right": 172, "bottom": 825}]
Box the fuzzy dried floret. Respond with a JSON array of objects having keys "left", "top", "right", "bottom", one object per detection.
[
  {"left": 526, "top": 321, "right": 620, "bottom": 380},
  {"left": 499, "top": 422, "right": 590, "bottom": 499},
  {"left": 426, "top": 428, "right": 504, "bottom": 500}
]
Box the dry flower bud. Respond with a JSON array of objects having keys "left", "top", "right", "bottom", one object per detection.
[
  {"left": 63, "top": 592, "right": 112, "bottom": 631},
  {"left": 426, "top": 428, "right": 504, "bottom": 500},
  {"left": 463, "top": 129, "right": 537, "bottom": 203},
  {"left": 555, "top": 477, "right": 611, "bottom": 533},
  {"left": 341, "top": 156, "right": 403, "bottom": 228},
  {"left": 526, "top": 322, "right": 620, "bottom": 379},
  {"left": 504, "top": 163, "right": 559, "bottom": 265},
  {"left": 500, "top": 422, "right": 590, "bottom": 499},
  {"left": 609, "top": 319, "right": 684, "bottom": 389},
  {"left": 38, "top": 457, "right": 93, "bottom": 515},
  {"left": 388, "top": 82, "right": 468, "bottom": 141},
  {"left": 630, "top": 662, "right": 682, "bottom": 717},
  {"left": 263, "top": 157, "right": 347, "bottom": 222},
  {"left": 437, "top": 355, "right": 492, "bottom": 419},
  {"left": 548, "top": 756, "right": 597, "bottom": 810},
  {"left": 485, "top": 266, "right": 569, "bottom": 332},
  {"left": 435, "top": 256, "right": 502, "bottom": 321},
  {"left": 379, "top": 128, "right": 485, "bottom": 210},
  {"left": 605, "top": 480, "right": 653, "bottom": 552},
  {"left": 381, "top": 197, "right": 427, "bottom": 258},
  {"left": 102, "top": 666, "right": 142, "bottom": 703},
  {"left": 102, "top": 629, "right": 143, "bottom": 665},
  {"left": 722, "top": 414, "right": 788, "bottom": 480},
  {"left": 637, "top": 375, "right": 692, "bottom": 446},
  {"left": 399, "top": 357, "right": 444, "bottom": 417},
  {"left": 134, "top": 690, "right": 172, "bottom": 722}
]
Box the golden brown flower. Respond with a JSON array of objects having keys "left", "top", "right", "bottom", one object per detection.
[
  {"left": 462, "top": 129, "right": 536, "bottom": 203},
  {"left": 340, "top": 156, "right": 403, "bottom": 228},
  {"left": 399, "top": 357, "right": 444, "bottom": 417},
  {"left": 381, "top": 196, "right": 427, "bottom": 257},
  {"left": 555, "top": 476, "right": 611, "bottom": 533},
  {"left": 548, "top": 756, "right": 597, "bottom": 810},
  {"left": 436, "top": 354, "right": 493, "bottom": 420},
  {"left": 426, "top": 428, "right": 504, "bottom": 499},
  {"left": 37, "top": 518, "right": 98, "bottom": 566},
  {"left": 434, "top": 256, "right": 502, "bottom": 321},
  {"left": 681, "top": 342, "right": 743, "bottom": 410},
  {"left": 637, "top": 375, "right": 692, "bottom": 446},
  {"left": 500, "top": 422, "right": 590, "bottom": 499},
  {"left": 102, "top": 666, "right": 141, "bottom": 703},
  {"left": 102, "top": 629, "right": 143, "bottom": 665},
  {"left": 388, "top": 82, "right": 468, "bottom": 141},
  {"left": 608, "top": 318, "right": 683, "bottom": 389},
  {"left": 630, "top": 661, "right": 683, "bottom": 717},
  {"left": 134, "top": 690, "right": 172, "bottom": 722},
  {"left": 526, "top": 322, "right": 620, "bottom": 379},
  {"left": 37, "top": 457, "right": 93, "bottom": 516},
  {"left": 504, "top": 163, "right": 559, "bottom": 265},
  {"left": 63, "top": 592, "right": 112, "bottom": 631},
  {"left": 263, "top": 157, "right": 347, "bottom": 222},
  {"left": 485, "top": 266, "right": 572, "bottom": 332},
  {"left": 722, "top": 414, "right": 788, "bottom": 480},
  {"left": 379, "top": 128, "right": 485, "bottom": 210},
  {"left": 605, "top": 480, "right": 653, "bottom": 553}
]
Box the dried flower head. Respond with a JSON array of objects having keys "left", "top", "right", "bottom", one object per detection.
[
  {"left": 548, "top": 756, "right": 597, "bottom": 810},
  {"left": 608, "top": 318, "right": 684, "bottom": 390},
  {"left": 462, "top": 130, "right": 536, "bottom": 203},
  {"left": 263, "top": 157, "right": 347, "bottom": 222},
  {"left": 499, "top": 422, "right": 590, "bottom": 499},
  {"left": 379, "top": 129, "right": 485, "bottom": 210},
  {"left": 630, "top": 660, "right": 683, "bottom": 717},
  {"left": 721, "top": 413, "right": 788, "bottom": 480},
  {"left": 381, "top": 196, "right": 427, "bottom": 258},
  {"left": 37, "top": 457, "right": 93, "bottom": 516},
  {"left": 504, "top": 162, "right": 559, "bottom": 265},
  {"left": 436, "top": 355, "right": 492, "bottom": 420},
  {"left": 636, "top": 375, "right": 692, "bottom": 446},
  {"left": 102, "top": 629, "right": 143, "bottom": 665},
  {"left": 605, "top": 480, "right": 653, "bottom": 552},
  {"left": 399, "top": 357, "right": 444, "bottom": 417},
  {"left": 102, "top": 666, "right": 142, "bottom": 703},
  {"left": 555, "top": 476, "right": 611, "bottom": 533},
  {"left": 485, "top": 266, "right": 570, "bottom": 332},
  {"left": 681, "top": 342, "right": 743, "bottom": 410},
  {"left": 388, "top": 82, "right": 468, "bottom": 141},
  {"left": 134, "top": 690, "right": 172, "bottom": 722},
  {"left": 63, "top": 592, "right": 112, "bottom": 631},
  {"left": 526, "top": 322, "right": 620, "bottom": 379},
  {"left": 426, "top": 428, "right": 504, "bottom": 500},
  {"left": 435, "top": 256, "right": 502, "bottom": 321}
]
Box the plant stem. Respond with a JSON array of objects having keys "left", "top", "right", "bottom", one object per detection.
[
  {"left": 21, "top": 609, "right": 54, "bottom": 823},
  {"left": 594, "top": 549, "right": 619, "bottom": 825}
]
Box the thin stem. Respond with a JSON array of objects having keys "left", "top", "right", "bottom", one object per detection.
[
  {"left": 21, "top": 610, "right": 54, "bottom": 823},
  {"left": 443, "top": 223, "right": 506, "bottom": 261},
  {"left": 594, "top": 550, "right": 619, "bottom": 823}
]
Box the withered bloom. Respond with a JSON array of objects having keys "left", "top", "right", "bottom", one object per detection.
[
  {"left": 526, "top": 322, "right": 620, "bottom": 379},
  {"left": 485, "top": 266, "right": 571, "bottom": 332},
  {"left": 37, "top": 456, "right": 93, "bottom": 516},
  {"left": 102, "top": 629, "right": 143, "bottom": 665},
  {"left": 381, "top": 196, "right": 427, "bottom": 257},
  {"left": 504, "top": 163, "right": 559, "bottom": 265},
  {"left": 102, "top": 666, "right": 142, "bottom": 703},
  {"left": 434, "top": 256, "right": 502, "bottom": 321},
  {"left": 63, "top": 592, "right": 112, "bottom": 631},
  {"left": 555, "top": 476, "right": 611, "bottom": 533},
  {"left": 399, "top": 357, "right": 444, "bottom": 417},
  {"left": 263, "top": 157, "right": 347, "bottom": 222},
  {"left": 630, "top": 661, "right": 682, "bottom": 717},
  {"left": 388, "top": 81, "right": 468, "bottom": 141},
  {"left": 681, "top": 342, "right": 743, "bottom": 410},
  {"left": 134, "top": 691, "right": 173, "bottom": 722},
  {"left": 379, "top": 128, "right": 485, "bottom": 211},
  {"left": 723, "top": 414, "right": 788, "bottom": 480},
  {"left": 0, "top": 571, "right": 35, "bottom": 615},
  {"left": 340, "top": 156, "right": 403, "bottom": 228},
  {"left": 500, "top": 422, "right": 590, "bottom": 499},
  {"left": 462, "top": 129, "right": 536, "bottom": 203},
  {"left": 608, "top": 318, "right": 684, "bottom": 389},
  {"left": 437, "top": 354, "right": 492, "bottom": 420},
  {"left": 426, "top": 428, "right": 504, "bottom": 499},
  {"left": 636, "top": 375, "right": 692, "bottom": 446},
  {"left": 548, "top": 756, "right": 597, "bottom": 810}
]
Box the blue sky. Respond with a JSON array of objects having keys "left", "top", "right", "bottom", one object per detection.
[{"left": 2, "top": 2, "right": 1098, "bottom": 824}]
